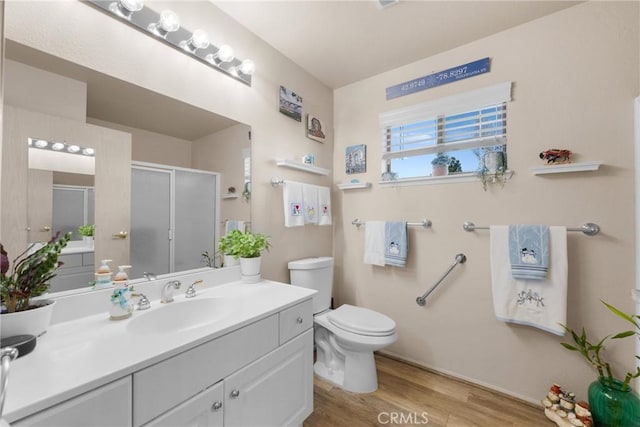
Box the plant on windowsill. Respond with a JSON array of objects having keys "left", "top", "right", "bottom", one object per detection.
[
  {"left": 1, "top": 232, "right": 71, "bottom": 338},
  {"left": 431, "top": 153, "right": 451, "bottom": 177},
  {"left": 559, "top": 301, "right": 640, "bottom": 426},
  {"left": 474, "top": 146, "right": 508, "bottom": 191}
]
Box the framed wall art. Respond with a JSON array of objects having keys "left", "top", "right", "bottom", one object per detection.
[
  {"left": 279, "top": 86, "right": 303, "bottom": 122},
  {"left": 346, "top": 144, "right": 366, "bottom": 174},
  {"left": 306, "top": 114, "right": 326, "bottom": 143}
]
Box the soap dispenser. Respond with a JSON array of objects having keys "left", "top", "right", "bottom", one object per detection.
[
  {"left": 109, "top": 265, "right": 133, "bottom": 320},
  {"left": 94, "top": 259, "right": 113, "bottom": 290}
]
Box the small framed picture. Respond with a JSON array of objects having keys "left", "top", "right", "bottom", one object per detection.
[
  {"left": 279, "top": 86, "right": 302, "bottom": 122},
  {"left": 346, "top": 144, "right": 366, "bottom": 174},
  {"left": 306, "top": 114, "right": 326, "bottom": 143}
]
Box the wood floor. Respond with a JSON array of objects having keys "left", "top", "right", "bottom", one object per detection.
[{"left": 304, "top": 354, "right": 550, "bottom": 427}]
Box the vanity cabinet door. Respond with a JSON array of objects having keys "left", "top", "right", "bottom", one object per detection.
[
  {"left": 144, "top": 381, "right": 223, "bottom": 427},
  {"left": 224, "top": 329, "right": 313, "bottom": 427},
  {"left": 13, "top": 376, "right": 132, "bottom": 427}
]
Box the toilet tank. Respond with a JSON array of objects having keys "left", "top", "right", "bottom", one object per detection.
[{"left": 288, "top": 257, "right": 334, "bottom": 314}]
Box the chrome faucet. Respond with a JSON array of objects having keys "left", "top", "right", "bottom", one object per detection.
[
  {"left": 161, "top": 280, "right": 181, "bottom": 303},
  {"left": 143, "top": 272, "right": 157, "bottom": 281},
  {"left": 185, "top": 280, "right": 203, "bottom": 298}
]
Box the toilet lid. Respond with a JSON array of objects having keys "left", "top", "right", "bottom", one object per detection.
[{"left": 327, "top": 304, "right": 396, "bottom": 337}]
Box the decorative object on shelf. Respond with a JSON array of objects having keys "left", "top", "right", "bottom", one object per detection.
[
  {"left": 0, "top": 232, "right": 71, "bottom": 339},
  {"left": 306, "top": 114, "right": 326, "bottom": 143},
  {"left": 227, "top": 186, "right": 236, "bottom": 194},
  {"left": 560, "top": 301, "right": 640, "bottom": 426},
  {"left": 279, "top": 86, "right": 302, "bottom": 121},
  {"left": 540, "top": 149, "right": 572, "bottom": 164},
  {"left": 78, "top": 223, "right": 95, "bottom": 249},
  {"left": 87, "top": 0, "right": 255, "bottom": 86},
  {"left": 346, "top": 144, "right": 366, "bottom": 174},
  {"left": 542, "top": 383, "right": 593, "bottom": 427},
  {"left": 302, "top": 154, "right": 315, "bottom": 165},
  {"left": 430, "top": 153, "right": 450, "bottom": 177}
]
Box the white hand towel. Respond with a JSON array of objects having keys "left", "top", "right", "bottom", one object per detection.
[
  {"left": 283, "top": 181, "right": 304, "bottom": 227},
  {"left": 364, "top": 221, "right": 386, "bottom": 266},
  {"left": 225, "top": 220, "right": 245, "bottom": 234},
  {"left": 490, "top": 225, "right": 568, "bottom": 336},
  {"left": 318, "top": 186, "right": 332, "bottom": 226},
  {"left": 302, "top": 184, "right": 319, "bottom": 224}
]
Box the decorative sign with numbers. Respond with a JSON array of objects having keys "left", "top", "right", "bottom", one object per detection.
[{"left": 385, "top": 57, "right": 491, "bottom": 100}]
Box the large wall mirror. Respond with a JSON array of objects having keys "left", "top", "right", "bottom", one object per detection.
[{"left": 2, "top": 38, "right": 252, "bottom": 294}]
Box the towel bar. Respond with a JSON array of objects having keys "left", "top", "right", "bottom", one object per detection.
[
  {"left": 462, "top": 221, "right": 600, "bottom": 236},
  {"left": 416, "top": 253, "right": 466, "bottom": 306},
  {"left": 352, "top": 218, "right": 432, "bottom": 228}
]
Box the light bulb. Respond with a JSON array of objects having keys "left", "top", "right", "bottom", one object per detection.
[
  {"left": 205, "top": 44, "right": 234, "bottom": 65},
  {"left": 83, "top": 148, "right": 95, "bottom": 156},
  {"left": 109, "top": 0, "right": 144, "bottom": 20},
  {"left": 148, "top": 10, "right": 180, "bottom": 38},
  {"left": 67, "top": 145, "right": 80, "bottom": 154},
  {"left": 239, "top": 59, "right": 256, "bottom": 76},
  {"left": 34, "top": 140, "right": 48, "bottom": 148},
  {"left": 180, "top": 29, "right": 209, "bottom": 52},
  {"left": 52, "top": 142, "right": 65, "bottom": 151}
]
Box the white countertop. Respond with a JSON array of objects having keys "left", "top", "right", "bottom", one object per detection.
[{"left": 3, "top": 279, "right": 315, "bottom": 423}]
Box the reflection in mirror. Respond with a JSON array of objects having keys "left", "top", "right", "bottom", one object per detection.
[{"left": 3, "top": 39, "right": 252, "bottom": 297}]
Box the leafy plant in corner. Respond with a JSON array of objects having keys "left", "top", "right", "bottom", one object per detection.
[
  {"left": 78, "top": 224, "right": 95, "bottom": 237},
  {"left": 560, "top": 301, "right": 640, "bottom": 390},
  {"left": 201, "top": 251, "right": 216, "bottom": 268},
  {"left": 1, "top": 232, "right": 71, "bottom": 313},
  {"left": 235, "top": 231, "right": 271, "bottom": 259}
]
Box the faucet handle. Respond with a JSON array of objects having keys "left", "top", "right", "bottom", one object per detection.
[
  {"left": 132, "top": 293, "right": 151, "bottom": 310},
  {"left": 185, "top": 280, "right": 203, "bottom": 299}
]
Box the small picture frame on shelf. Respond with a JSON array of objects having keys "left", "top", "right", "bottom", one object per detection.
[
  {"left": 306, "top": 114, "right": 326, "bottom": 143},
  {"left": 346, "top": 144, "right": 366, "bottom": 174},
  {"left": 279, "top": 86, "right": 303, "bottom": 122}
]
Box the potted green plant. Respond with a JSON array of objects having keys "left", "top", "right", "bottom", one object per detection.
[
  {"left": 431, "top": 153, "right": 450, "bottom": 177},
  {"left": 218, "top": 229, "right": 244, "bottom": 267},
  {"left": 1, "top": 232, "right": 71, "bottom": 338},
  {"left": 475, "top": 146, "right": 507, "bottom": 191},
  {"left": 78, "top": 224, "right": 95, "bottom": 249},
  {"left": 235, "top": 231, "right": 271, "bottom": 279},
  {"left": 560, "top": 302, "right": 640, "bottom": 426}
]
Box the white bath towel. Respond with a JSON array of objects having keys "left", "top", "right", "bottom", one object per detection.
[
  {"left": 490, "top": 225, "right": 568, "bottom": 336},
  {"left": 318, "top": 186, "right": 332, "bottom": 226},
  {"left": 364, "top": 221, "right": 386, "bottom": 266},
  {"left": 302, "top": 184, "right": 319, "bottom": 224},
  {"left": 224, "top": 220, "right": 245, "bottom": 234},
  {"left": 283, "top": 181, "right": 304, "bottom": 227}
]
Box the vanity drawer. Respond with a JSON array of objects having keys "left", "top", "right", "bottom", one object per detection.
[
  {"left": 57, "top": 254, "right": 83, "bottom": 269},
  {"left": 133, "top": 314, "right": 278, "bottom": 427},
  {"left": 82, "top": 252, "right": 94, "bottom": 266},
  {"left": 279, "top": 299, "right": 313, "bottom": 345}
]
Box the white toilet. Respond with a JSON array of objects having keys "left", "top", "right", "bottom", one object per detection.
[{"left": 288, "top": 257, "right": 397, "bottom": 393}]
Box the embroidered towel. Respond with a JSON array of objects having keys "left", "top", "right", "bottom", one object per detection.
[
  {"left": 302, "top": 184, "right": 319, "bottom": 224},
  {"left": 282, "top": 181, "right": 304, "bottom": 227},
  {"left": 317, "top": 186, "right": 332, "bottom": 226},
  {"left": 364, "top": 221, "right": 386, "bottom": 266},
  {"left": 508, "top": 224, "right": 550, "bottom": 280},
  {"left": 384, "top": 221, "right": 408, "bottom": 267},
  {"left": 224, "top": 220, "right": 245, "bottom": 234},
  {"left": 490, "top": 225, "right": 567, "bottom": 336}
]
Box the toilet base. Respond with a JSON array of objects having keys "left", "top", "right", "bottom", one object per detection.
[{"left": 313, "top": 348, "right": 378, "bottom": 393}]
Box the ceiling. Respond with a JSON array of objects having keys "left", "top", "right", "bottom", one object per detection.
[{"left": 214, "top": 0, "right": 581, "bottom": 89}]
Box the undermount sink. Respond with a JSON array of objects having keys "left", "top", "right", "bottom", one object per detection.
[{"left": 126, "top": 297, "right": 234, "bottom": 334}]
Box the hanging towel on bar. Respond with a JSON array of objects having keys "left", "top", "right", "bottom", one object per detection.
[
  {"left": 364, "top": 221, "right": 386, "bottom": 266},
  {"left": 385, "top": 221, "right": 408, "bottom": 267},
  {"left": 318, "top": 186, "right": 332, "bottom": 226},
  {"left": 490, "top": 225, "right": 567, "bottom": 336},
  {"left": 224, "top": 220, "right": 245, "bottom": 234},
  {"left": 302, "top": 184, "right": 319, "bottom": 224},
  {"left": 282, "top": 181, "right": 304, "bottom": 227},
  {"left": 508, "top": 224, "right": 550, "bottom": 280}
]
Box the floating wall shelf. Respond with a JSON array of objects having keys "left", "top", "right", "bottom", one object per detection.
[
  {"left": 275, "top": 159, "right": 330, "bottom": 175},
  {"left": 337, "top": 182, "right": 372, "bottom": 190},
  {"left": 530, "top": 161, "right": 602, "bottom": 175},
  {"left": 222, "top": 194, "right": 240, "bottom": 199}
]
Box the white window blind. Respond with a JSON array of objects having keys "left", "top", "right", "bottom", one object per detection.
[{"left": 380, "top": 82, "right": 512, "bottom": 162}]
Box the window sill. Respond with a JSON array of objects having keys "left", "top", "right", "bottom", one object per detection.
[{"left": 378, "top": 171, "right": 512, "bottom": 187}]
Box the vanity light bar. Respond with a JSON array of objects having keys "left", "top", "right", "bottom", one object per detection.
[
  {"left": 28, "top": 138, "right": 95, "bottom": 157},
  {"left": 86, "top": 1, "right": 254, "bottom": 86}
]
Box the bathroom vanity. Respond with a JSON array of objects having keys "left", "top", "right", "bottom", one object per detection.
[{"left": 3, "top": 271, "right": 316, "bottom": 427}]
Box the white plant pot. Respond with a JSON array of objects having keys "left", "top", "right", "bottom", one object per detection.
[
  {"left": 240, "top": 256, "right": 262, "bottom": 277},
  {"left": 1, "top": 299, "right": 55, "bottom": 339},
  {"left": 83, "top": 236, "right": 94, "bottom": 250},
  {"left": 224, "top": 255, "right": 240, "bottom": 267},
  {"left": 432, "top": 164, "right": 449, "bottom": 176}
]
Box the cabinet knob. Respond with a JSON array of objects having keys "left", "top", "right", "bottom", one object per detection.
[
  {"left": 230, "top": 389, "right": 240, "bottom": 398},
  {"left": 296, "top": 316, "right": 303, "bottom": 324},
  {"left": 211, "top": 401, "right": 223, "bottom": 411}
]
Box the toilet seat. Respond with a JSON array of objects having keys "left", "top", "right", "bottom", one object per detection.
[{"left": 327, "top": 304, "right": 396, "bottom": 337}]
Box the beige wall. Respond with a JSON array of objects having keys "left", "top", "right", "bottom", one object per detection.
[{"left": 333, "top": 1, "right": 639, "bottom": 402}]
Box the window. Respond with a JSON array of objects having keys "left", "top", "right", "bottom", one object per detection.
[{"left": 379, "top": 82, "right": 512, "bottom": 182}]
